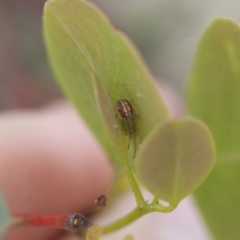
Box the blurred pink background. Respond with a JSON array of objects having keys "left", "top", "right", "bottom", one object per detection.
[{"left": 0, "top": 0, "right": 61, "bottom": 109}]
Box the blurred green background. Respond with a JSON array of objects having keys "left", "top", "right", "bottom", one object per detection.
[{"left": 1, "top": 0, "right": 240, "bottom": 110}]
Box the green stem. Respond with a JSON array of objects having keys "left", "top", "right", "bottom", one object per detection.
[
  {"left": 102, "top": 201, "right": 176, "bottom": 234},
  {"left": 152, "top": 202, "right": 177, "bottom": 213},
  {"left": 105, "top": 136, "right": 177, "bottom": 234},
  {"left": 151, "top": 196, "right": 159, "bottom": 204},
  {"left": 102, "top": 207, "right": 145, "bottom": 234},
  {"left": 122, "top": 140, "right": 145, "bottom": 206}
]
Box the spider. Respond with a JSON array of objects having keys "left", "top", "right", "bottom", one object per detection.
[{"left": 115, "top": 98, "right": 139, "bottom": 158}]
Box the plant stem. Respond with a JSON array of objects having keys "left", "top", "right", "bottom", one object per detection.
[
  {"left": 152, "top": 202, "right": 177, "bottom": 213},
  {"left": 102, "top": 200, "right": 176, "bottom": 234},
  {"left": 102, "top": 207, "right": 146, "bottom": 234},
  {"left": 106, "top": 137, "right": 177, "bottom": 234},
  {"left": 151, "top": 196, "right": 159, "bottom": 204},
  {"left": 121, "top": 139, "right": 145, "bottom": 206}
]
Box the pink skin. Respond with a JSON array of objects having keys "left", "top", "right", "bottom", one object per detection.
[
  {"left": 0, "top": 102, "right": 113, "bottom": 240},
  {"left": 0, "top": 88, "right": 183, "bottom": 240}
]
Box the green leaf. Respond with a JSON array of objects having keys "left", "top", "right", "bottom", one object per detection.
[
  {"left": 43, "top": 0, "right": 169, "bottom": 162},
  {"left": 135, "top": 118, "right": 215, "bottom": 206},
  {"left": 187, "top": 18, "right": 240, "bottom": 239},
  {"left": 194, "top": 162, "right": 240, "bottom": 240},
  {"left": 188, "top": 18, "right": 240, "bottom": 157}
]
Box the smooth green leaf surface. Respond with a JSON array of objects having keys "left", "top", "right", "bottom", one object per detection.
[
  {"left": 187, "top": 18, "right": 240, "bottom": 239},
  {"left": 188, "top": 18, "right": 240, "bottom": 158},
  {"left": 44, "top": 0, "right": 169, "bottom": 162},
  {"left": 136, "top": 118, "right": 215, "bottom": 206}
]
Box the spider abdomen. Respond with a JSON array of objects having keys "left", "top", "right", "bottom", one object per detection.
[{"left": 116, "top": 99, "right": 133, "bottom": 118}]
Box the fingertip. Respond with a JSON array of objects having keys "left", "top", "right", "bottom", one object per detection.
[{"left": 0, "top": 103, "right": 114, "bottom": 239}]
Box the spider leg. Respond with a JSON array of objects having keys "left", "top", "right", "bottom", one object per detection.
[{"left": 133, "top": 136, "right": 137, "bottom": 159}]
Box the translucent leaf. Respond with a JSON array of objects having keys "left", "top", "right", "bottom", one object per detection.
[
  {"left": 43, "top": 0, "right": 169, "bottom": 162},
  {"left": 187, "top": 18, "right": 240, "bottom": 239},
  {"left": 136, "top": 118, "right": 215, "bottom": 206}
]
